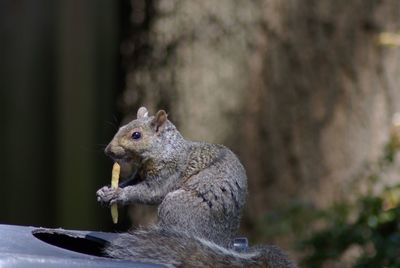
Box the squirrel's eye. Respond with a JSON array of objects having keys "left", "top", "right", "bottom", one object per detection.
[{"left": 131, "top": 131, "right": 142, "bottom": 140}]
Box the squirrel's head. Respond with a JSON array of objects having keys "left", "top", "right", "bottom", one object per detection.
[{"left": 105, "top": 107, "right": 174, "bottom": 164}]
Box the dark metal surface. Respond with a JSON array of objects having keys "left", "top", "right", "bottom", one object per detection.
[{"left": 0, "top": 224, "right": 163, "bottom": 268}]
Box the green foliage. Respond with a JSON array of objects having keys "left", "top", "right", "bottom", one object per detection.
[
  {"left": 299, "top": 131, "right": 400, "bottom": 268},
  {"left": 299, "top": 185, "right": 400, "bottom": 268},
  {"left": 258, "top": 130, "right": 400, "bottom": 267}
]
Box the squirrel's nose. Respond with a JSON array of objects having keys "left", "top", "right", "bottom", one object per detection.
[
  {"left": 105, "top": 144, "right": 112, "bottom": 156},
  {"left": 105, "top": 144, "right": 125, "bottom": 159}
]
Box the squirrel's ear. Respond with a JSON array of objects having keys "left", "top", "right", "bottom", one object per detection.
[
  {"left": 137, "top": 107, "right": 149, "bottom": 119},
  {"left": 152, "top": 110, "right": 168, "bottom": 132}
]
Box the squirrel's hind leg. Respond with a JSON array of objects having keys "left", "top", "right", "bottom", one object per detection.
[{"left": 158, "top": 189, "right": 231, "bottom": 247}]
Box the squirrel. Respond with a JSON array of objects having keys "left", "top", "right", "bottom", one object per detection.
[{"left": 96, "top": 107, "right": 295, "bottom": 267}]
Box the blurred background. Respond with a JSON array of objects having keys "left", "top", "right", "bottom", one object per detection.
[{"left": 2, "top": 0, "right": 400, "bottom": 266}]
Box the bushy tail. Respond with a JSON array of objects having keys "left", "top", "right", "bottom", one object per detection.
[{"left": 104, "top": 227, "right": 295, "bottom": 268}]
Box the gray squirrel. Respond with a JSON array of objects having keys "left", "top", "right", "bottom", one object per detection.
[{"left": 96, "top": 107, "right": 295, "bottom": 267}]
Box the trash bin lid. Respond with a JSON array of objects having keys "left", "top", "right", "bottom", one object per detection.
[{"left": 0, "top": 224, "right": 163, "bottom": 268}]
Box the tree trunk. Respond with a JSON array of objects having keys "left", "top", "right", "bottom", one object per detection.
[{"left": 120, "top": 0, "right": 400, "bottom": 239}]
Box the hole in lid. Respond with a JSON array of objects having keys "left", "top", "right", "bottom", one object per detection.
[{"left": 32, "top": 229, "right": 108, "bottom": 257}]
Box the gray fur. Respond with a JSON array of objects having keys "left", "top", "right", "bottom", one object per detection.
[
  {"left": 97, "top": 108, "right": 246, "bottom": 246},
  {"left": 97, "top": 107, "right": 295, "bottom": 267},
  {"left": 105, "top": 227, "right": 296, "bottom": 268}
]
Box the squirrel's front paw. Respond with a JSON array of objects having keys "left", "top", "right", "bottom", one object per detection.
[{"left": 96, "top": 186, "right": 123, "bottom": 206}]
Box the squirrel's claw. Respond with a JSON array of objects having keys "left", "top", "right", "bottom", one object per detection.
[{"left": 96, "top": 186, "right": 121, "bottom": 207}]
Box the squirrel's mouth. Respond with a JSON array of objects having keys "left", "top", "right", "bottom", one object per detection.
[
  {"left": 118, "top": 173, "right": 141, "bottom": 188},
  {"left": 117, "top": 154, "right": 143, "bottom": 166},
  {"left": 105, "top": 145, "right": 143, "bottom": 186},
  {"left": 113, "top": 156, "right": 132, "bottom": 163},
  {"left": 114, "top": 155, "right": 143, "bottom": 188},
  {"left": 107, "top": 151, "right": 140, "bottom": 165}
]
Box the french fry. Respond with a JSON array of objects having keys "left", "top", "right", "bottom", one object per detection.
[{"left": 111, "top": 162, "right": 120, "bottom": 224}]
